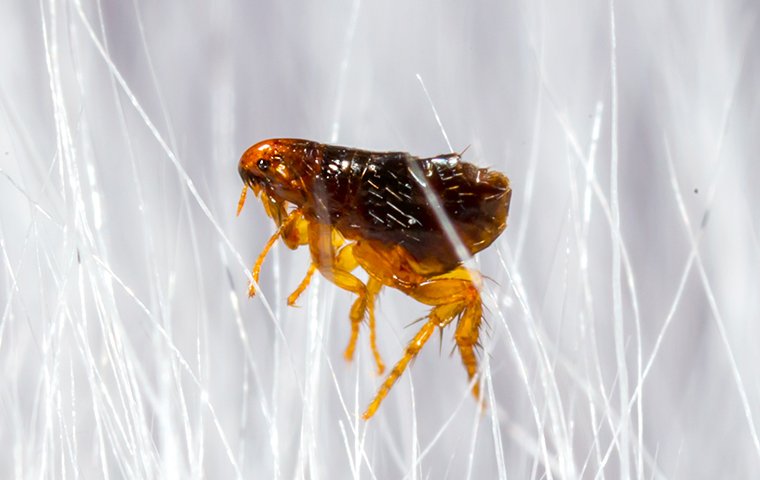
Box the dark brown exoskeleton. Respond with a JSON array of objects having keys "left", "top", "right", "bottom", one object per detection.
[{"left": 237, "top": 139, "right": 511, "bottom": 419}]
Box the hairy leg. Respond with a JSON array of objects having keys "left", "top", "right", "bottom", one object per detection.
[
  {"left": 362, "top": 267, "right": 483, "bottom": 419},
  {"left": 366, "top": 276, "right": 385, "bottom": 374},
  {"left": 307, "top": 224, "right": 374, "bottom": 362},
  {"left": 287, "top": 263, "right": 317, "bottom": 306},
  {"left": 248, "top": 209, "right": 306, "bottom": 297}
]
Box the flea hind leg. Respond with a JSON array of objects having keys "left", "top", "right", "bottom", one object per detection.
[
  {"left": 362, "top": 320, "right": 436, "bottom": 419},
  {"left": 363, "top": 267, "right": 484, "bottom": 419},
  {"left": 413, "top": 268, "right": 484, "bottom": 402},
  {"left": 452, "top": 290, "right": 483, "bottom": 402}
]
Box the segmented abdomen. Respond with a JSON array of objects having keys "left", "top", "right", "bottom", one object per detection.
[{"left": 311, "top": 145, "right": 511, "bottom": 273}]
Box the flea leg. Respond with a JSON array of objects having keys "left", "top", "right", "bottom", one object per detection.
[
  {"left": 363, "top": 267, "right": 483, "bottom": 419},
  {"left": 366, "top": 276, "right": 385, "bottom": 374},
  {"left": 248, "top": 209, "right": 305, "bottom": 297},
  {"left": 280, "top": 211, "right": 314, "bottom": 305},
  {"left": 410, "top": 268, "right": 484, "bottom": 402},
  {"left": 362, "top": 320, "right": 436, "bottom": 420},
  {"left": 280, "top": 211, "right": 309, "bottom": 250},
  {"left": 287, "top": 263, "right": 317, "bottom": 306},
  {"left": 328, "top": 243, "right": 368, "bottom": 363},
  {"left": 453, "top": 292, "right": 483, "bottom": 403},
  {"left": 250, "top": 229, "right": 280, "bottom": 296},
  {"left": 307, "top": 224, "right": 371, "bottom": 361},
  {"left": 340, "top": 255, "right": 384, "bottom": 374}
]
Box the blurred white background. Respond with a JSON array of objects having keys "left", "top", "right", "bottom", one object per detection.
[{"left": 1, "top": 0, "right": 759, "bottom": 478}]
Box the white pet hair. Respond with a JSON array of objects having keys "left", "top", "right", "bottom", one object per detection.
[{"left": 1, "top": 0, "right": 759, "bottom": 478}]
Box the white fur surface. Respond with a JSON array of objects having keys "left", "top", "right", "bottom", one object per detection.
[{"left": 1, "top": 0, "right": 758, "bottom": 478}]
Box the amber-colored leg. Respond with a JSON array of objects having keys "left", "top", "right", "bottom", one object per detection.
[
  {"left": 307, "top": 223, "right": 371, "bottom": 351},
  {"left": 362, "top": 267, "right": 483, "bottom": 419},
  {"left": 305, "top": 226, "right": 386, "bottom": 375},
  {"left": 287, "top": 263, "right": 317, "bottom": 306},
  {"left": 454, "top": 296, "right": 483, "bottom": 402},
  {"left": 248, "top": 209, "right": 308, "bottom": 297},
  {"left": 412, "top": 268, "right": 484, "bottom": 402},
  {"left": 336, "top": 243, "right": 365, "bottom": 362},
  {"left": 362, "top": 320, "right": 436, "bottom": 419},
  {"left": 366, "top": 277, "right": 385, "bottom": 374},
  {"left": 280, "top": 210, "right": 309, "bottom": 250},
  {"left": 249, "top": 229, "right": 283, "bottom": 297},
  {"left": 345, "top": 275, "right": 385, "bottom": 374}
]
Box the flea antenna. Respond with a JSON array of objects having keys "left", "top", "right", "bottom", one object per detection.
[{"left": 236, "top": 185, "right": 248, "bottom": 216}]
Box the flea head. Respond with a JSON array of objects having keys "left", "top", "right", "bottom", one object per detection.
[{"left": 238, "top": 139, "right": 313, "bottom": 223}]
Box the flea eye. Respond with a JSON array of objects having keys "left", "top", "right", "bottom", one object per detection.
[{"left": 257, "top": 159, "right": 270, "bottom": 171}]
